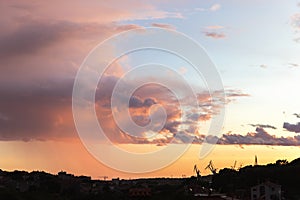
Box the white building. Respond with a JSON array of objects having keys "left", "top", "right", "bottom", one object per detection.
[{"left": 251, "top": 181, "right": 281, "bottom": 200}]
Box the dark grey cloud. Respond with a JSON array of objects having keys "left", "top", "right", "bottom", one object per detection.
[
  {"left": 0, "top": 79, "right": 75, "bottom": 141},
  {"left": 249, "top": 124, "right": 277, "bottom": 129},
  {"left": 129, "top": 96, "right": 157, "bottom": 108},
  {"left": 163, "top": 121, "right": 181, "bottom": 134},
  {"left": 293, "top": 113, "right": 300, "bottom": 118},
  {"left": 283, "top": 122, "right": 300, "bottom": 133},
  {"left": 217, "top": 128, "right": 300, "bottom": 146},
  {"left": 0, "top": 19, "right": 141, "bottom": 61},
  {"left": 0, "top": 22, "right": 66, "bottom": 59}
]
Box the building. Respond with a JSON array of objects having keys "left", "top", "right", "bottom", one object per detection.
[
  {"left": 129, "top": 188, "right": 151, "bottom": 197},
  {"left": 251, "top": 181, "right": 281, "bottom": 200}
]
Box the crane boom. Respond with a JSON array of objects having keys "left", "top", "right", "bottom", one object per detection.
[
  {"left": 193, "top": 164, "right": 201, "bottom": 180},
  {"left": 205, "top": 160, "right": 217, "bottom": 175}
]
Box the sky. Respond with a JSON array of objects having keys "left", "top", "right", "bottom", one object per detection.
[{"left": 1, "top": 0, "right": 300, "bottom": 178}]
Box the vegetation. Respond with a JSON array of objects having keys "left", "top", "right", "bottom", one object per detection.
[{"left": 212, "top": 158, "right": 300, "bottom": 199}]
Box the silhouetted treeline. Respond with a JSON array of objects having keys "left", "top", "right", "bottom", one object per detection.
[
  {"left": 0, "top": 170, "right": 190, "bottom": 200},
  {"left": 212, "top": 158, "right": 300, "bottom": 199}
]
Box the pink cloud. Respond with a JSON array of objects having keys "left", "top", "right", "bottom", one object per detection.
[{"left": 151, "top": 23, "right": 176, "bottom": 30}]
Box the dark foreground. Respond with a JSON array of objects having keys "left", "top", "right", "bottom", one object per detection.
[{"left": 1, "top": 158, "right": 300, "bottom": 199}]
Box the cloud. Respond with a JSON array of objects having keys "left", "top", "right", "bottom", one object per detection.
[
  {"left": 283, "top": 122, "right": 300, "bottom": 133},
  {"left": 210, "top": 4, "right": 221, "bottom": 12},
  {"left": 225, "top": 89, "right": 250, "bottom": 98},
  {"left": 218, "top": 128, "right": 300, "bottom": 146},
  {"left": 224, "top": 89, "right": 250, "bottom": 104},
  {"left": 260, "top": 64, "right": 268, "bottom": 69},
  {"left": 0, "top": 21, "right": 142, "bottom": 86},
  {"left": 294, "top": 113, "right": 300, "bottom": 118},
  {"left": 94, "top": 70, "right": 224, "bottom": 143},
  {"left": 288, "top": 63, "right": 299, "bottom": 68},
  {"left": 151, "top": 23, "right": 176, "bottom": 30},
  {"left": 0, "top": 20, "right": 120, "bottom": 60},
  {"left": 0, "top": 113, "right": 9, "bottom": 121},
  {"left": 0, "top": 80, "right": 76, "bottom": 141},
  {"left": 192, "top": 128, "right": 300, "bottom": 146},
  {"left": 129, "top": 96, "right": 157, "bottom": 108},
  {"left": 291, "top": 13, "right": 300, "bottom": 32},
  {"left": 203, "top": 31, "right": 226, "bottom": 39},
  {"left": 2, "top": 1, "right": 183, "bottom": 25},
  {"left": 294, "top": 37, "right": 300, "bottom": 43},
  {"left": 290, "top": 7, "right": 300, "bottom": 41},
  {"left": 249, "top": 124, "right": 277, "bottom": 129},
  {"left": 0, "top": 1, "right": 248, "bottom": 144},
  {"left": 0, "top": 0, "right": 184, "bottom": 81},
  {"left": 203, "top": 24, "right": 227, "bottom": 40},
  {"left": 195, "top": 3, "right": 221, "bottom": 12}
]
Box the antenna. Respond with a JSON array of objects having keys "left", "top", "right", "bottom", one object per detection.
[
  {"left": 254, "top": 155, "right": 258, "bottom": 166},
  {"left": 98, "top": 176, "right": 108, "bottom": 181},
  {"left": 231, "top": 160, "right": 237, "bottom": 170}
]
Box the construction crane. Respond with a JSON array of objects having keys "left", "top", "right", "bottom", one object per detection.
[
  {"left": 205, "top": 160, "right": 217, "bottom": 175},
  {"left": 98, "top": 176, "right": 108, "bottom": 181},
  {"left": 193, "top": 164, "right": 201, "bottom": 180},
  {"left": 231, "top": 160, "right": 237, "bottom": 170}
]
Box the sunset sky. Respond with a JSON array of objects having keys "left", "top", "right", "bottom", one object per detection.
[{"left": 1, "top": 0, "right": 300, "bottom": 179}]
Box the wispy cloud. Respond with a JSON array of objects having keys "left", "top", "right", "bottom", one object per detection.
[
  {"left": 195, "top": 3, "right": 221, "bottom": 12},
  {"left": 290, "top": 3, "right": 300, "bottom": 42},
  {"left": 294, "top": 37, "right": 300, "bottom": 43},
  {"left": 260, "top": 64, "right": 268, "bottom": 69},
  {"left": 288, "top": 63, "right": 299, "bottom": 68},
  {"left": 249, "top": 124, "right": 277, "bottom": 129},
  {"left": 151, "top": 23, "right": 176, "bottom": 30},
  {"left": 291, "top": 13, "right": 300, "bottom": 32},
  {"left": 210, "top": 4, "right": 221, "bottom": 12},
  {"left": 203, "top": 24, "right": 226, "bottom": 39},
  {"left": 293, "top": 113, "right": 300, "bottom": 118},
  {"left": 203, "top": 32, "right": 226, "bottom": 39}
]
